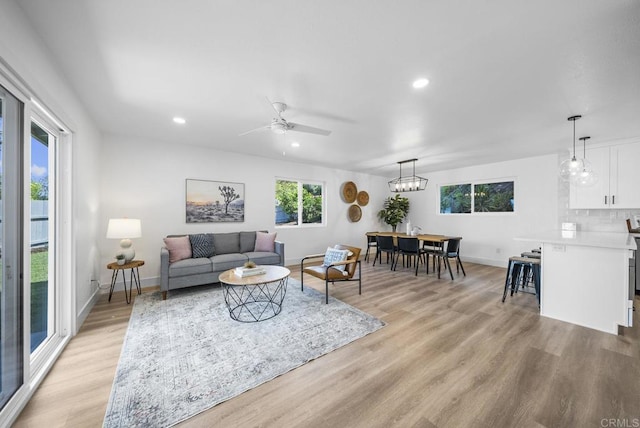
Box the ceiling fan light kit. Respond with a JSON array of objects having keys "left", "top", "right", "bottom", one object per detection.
[
  {"left": 270, "top": 121, "right": 287, "bottom": 134},
  {"left": 388, "top": 159, "right": 428, "bottom": 193},
  {"left": 239, "top": 99, "right": 332, "bottom": 137}
]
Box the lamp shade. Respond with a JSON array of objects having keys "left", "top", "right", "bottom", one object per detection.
[{"left": 106, "top": 218, "right": 142, "bottom": 239}]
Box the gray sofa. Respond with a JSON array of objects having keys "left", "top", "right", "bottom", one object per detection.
[{"left": 160, "top": 231, "right": 284, "bottom": 299}]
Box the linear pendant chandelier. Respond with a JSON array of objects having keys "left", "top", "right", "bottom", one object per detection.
[{"left": 388, "top": 158, "right": 428, "bottom": 192}]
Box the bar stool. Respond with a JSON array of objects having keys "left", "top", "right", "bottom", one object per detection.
[
  {"left": 502, "top": 256, "right": 540, "bottom": 305},
  {"left": 519, "top": 251, "right": 541, "bottom": 287}
]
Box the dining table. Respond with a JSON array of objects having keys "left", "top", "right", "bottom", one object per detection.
[{"left": 366, "top": 231, "right": 463, "bottom": 279}]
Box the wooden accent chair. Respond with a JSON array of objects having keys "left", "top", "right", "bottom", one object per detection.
[{"left": 300, "top": 245, "right": 362, "bottom": 304}]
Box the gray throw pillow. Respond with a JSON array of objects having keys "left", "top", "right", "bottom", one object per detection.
[
  {"left": 212, "top": 233, "right": 240, "bottom": 254},
  {"left": 239, "top": 231, "right": 257, "bottom": 253},
  {"left": 189, "top": 234, "right": 215, "bottom": 258}
]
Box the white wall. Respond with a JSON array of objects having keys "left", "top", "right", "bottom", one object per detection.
[
  {"left": 98, "top": 134, "right": 389, "bottom": 288},
  {"left": 402, "top": 154, "right": 559, "bottom": 267},
  {"left": 0, "top": 0, "right": 102, "bottom": 328}
]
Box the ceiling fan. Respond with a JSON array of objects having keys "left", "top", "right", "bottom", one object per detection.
[{"left": 239, "top": 98, "right": 332, "bottom": 137}]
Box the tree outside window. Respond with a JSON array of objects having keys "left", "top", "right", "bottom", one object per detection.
[
  {"left": 474, "top": 181, "right": 514, "bottom": 212},
  {"left": 440, "top": 184, "right": 471, "bottom": 214},
  {"left": 275, "top": 179, "right": 324, "bottom": 226},
  {"left": 440, "top": 180, "right": 514, "bottom": 214}
]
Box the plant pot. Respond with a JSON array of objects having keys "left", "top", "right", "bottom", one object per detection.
[{"left": 117, "top": 259, "right": 125, "bottom": 266}]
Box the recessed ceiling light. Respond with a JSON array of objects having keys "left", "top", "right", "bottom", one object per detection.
[
  {"left": 291, "top": 142, "right": 300, "bottom": 148},
  {"left": 412, "top": 78, "right": 429, "bottom": 89},
  {"left": 173, "top": 117, "right": 186, "bottom": 124}
]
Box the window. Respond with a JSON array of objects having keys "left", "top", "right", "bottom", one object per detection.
[
  {"left": 440, "top": 180, "right": 514, "bottom": 214},
  {"left": 30, "top": 119, "right": 56, "bottom": 353},
  {"left": 275, "top": 179, "right": 324, "bottom": 226},
  {"left": 440, "top": 184, "right": 472, "bottom": 214}
]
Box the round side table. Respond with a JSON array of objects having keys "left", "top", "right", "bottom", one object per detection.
[{"left": 107, "top": 260, "right": 144, "bottom": 304}]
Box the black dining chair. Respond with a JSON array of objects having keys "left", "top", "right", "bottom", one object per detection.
[
  {"left": 394, "top": 236, "right": 427, "bottom": 276},
  {"left": 421, "top": 240, "right": 443, "bottom": 274},
  {"left": 373, "top": 235, "right": 396, "bottom": 269},
  {"left": 364, "top": 233, "right": 377, "bottom": 262},
  {"left": 433, "top": 238, "right": 465, "bottom": 280}
]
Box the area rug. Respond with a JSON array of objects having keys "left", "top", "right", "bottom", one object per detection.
[{"left": 103, "top": 279, "right": 385, "bottom": 427}]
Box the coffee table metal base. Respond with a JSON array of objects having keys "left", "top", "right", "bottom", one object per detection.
[{"left": 222, "top": 277, "right": 288, "bottom": 322}]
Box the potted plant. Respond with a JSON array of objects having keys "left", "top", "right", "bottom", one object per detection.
[
  {"left": 377, "top": 194, "right": 410, "bottom": 232},
  {"left": 115, "top": 254, "right": 125, "bottom": 266}
]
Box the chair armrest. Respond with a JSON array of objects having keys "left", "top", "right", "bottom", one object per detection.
[
  {"left": 160, "top": 247, "right": 170, "bottom": 292},
  {"left": 301, "top": 253, "right": 326, "bottom": 262},
  {"left": 275, "top": 240, "right": 285, "bottom": 266}
]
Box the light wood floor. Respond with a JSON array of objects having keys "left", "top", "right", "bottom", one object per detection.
[{"left": 14, "top": 259, "right": 640, "bottom": 427}]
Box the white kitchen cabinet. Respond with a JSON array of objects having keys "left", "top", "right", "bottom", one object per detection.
[{"left": 570, "top": 141, "right": 640, "bottom": 209}]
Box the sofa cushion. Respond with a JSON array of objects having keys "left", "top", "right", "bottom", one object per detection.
[
  {"left": 239, "top": 231, "right": 256, "bottom": 253},
  {"left": 210, "top": 253, "right": 248, "bottom": 272},
  {"left": 254, "top": 231, "right": 277, "bottom": 252},
  {"left": 244, "top": 251, "right": 281, "bottom": 266},
  {"left": 163, "top": 236, "right": 192, "bottom": 263},
  {"left": 168, "top": 257, "right": 212, "bottom": 277},
  {"left": 212, "top": 233, "right": 240, "bottom": 255},
  {"left": 189, "top": 233, "right": 215, "bottom": 258}
]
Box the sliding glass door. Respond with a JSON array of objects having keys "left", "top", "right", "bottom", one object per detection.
[
  {"left": 29, "top": 120, "right": 55, "bottom": 354},
  {"left": 0, "top": 85, "right": 24, "bottom": 410}
]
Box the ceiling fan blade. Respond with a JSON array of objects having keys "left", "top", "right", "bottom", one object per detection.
[
  {"left": 287, "top": 122, "right": 332, "bottom": 136},
  {"left": 238, "top": 125, "right": 270, "bottom": 136}
]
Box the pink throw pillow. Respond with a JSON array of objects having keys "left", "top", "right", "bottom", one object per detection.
[
  {"left": 163, "top": 236, "right": 192, "bottom": 263},
  {"left": 254, "top": 231, "right": 276, "bottom": 252}
]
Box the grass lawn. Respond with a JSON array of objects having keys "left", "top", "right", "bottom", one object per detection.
[
  {"left": 31, "top": 249, "right": 48, "bottom": 282},
  {"left": 0, "top": 249, "right": 48, "bottom": 284}
]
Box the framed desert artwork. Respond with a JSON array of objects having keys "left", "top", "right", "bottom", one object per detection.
[{"left": 186, "top": 179, "right": 245, "bottom": 223}]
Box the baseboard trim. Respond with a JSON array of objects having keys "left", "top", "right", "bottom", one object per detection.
[
  {"left": 459, "top": 256, "right": 507, "bottom": 268},
  {"left": 103, "top": 275, "right": 160, "bottom": 293},
  {"left": 76, "top": 287, "right": 100, "bottom": 333}
]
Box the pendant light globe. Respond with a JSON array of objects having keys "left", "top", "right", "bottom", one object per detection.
[{"left": 559, "top": 115, "right": 583, "bottom": 181}]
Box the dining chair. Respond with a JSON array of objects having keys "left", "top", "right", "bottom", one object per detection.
[
  {"left": 433, "top": 238, "right": 465, "bottom": 280},
  {"left": 421, "top": 240, "right": 442, "bottom": 274},
  {"left": 373, "top": 235, "right": 396, "bottom": 269},
  {"left": 394, "top": 236, "right": 427, "bottom": 276},
  {"left": 364, "top": 233, "right": 377, "bottom": 262}
]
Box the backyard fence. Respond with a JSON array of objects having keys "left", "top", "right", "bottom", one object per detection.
[{"left": 0, "top": 200, "right": 49, "bottom": 249}]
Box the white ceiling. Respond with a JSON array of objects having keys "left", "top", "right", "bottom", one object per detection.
[{"left": 15, "top": 0, "right": 640, "bottom": 177}]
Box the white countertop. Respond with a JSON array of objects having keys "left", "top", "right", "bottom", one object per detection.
[{"left": 516, "top": 230, "right": 638, "bottom": 250}]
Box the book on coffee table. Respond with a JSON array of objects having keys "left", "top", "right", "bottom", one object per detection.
[{"left": 234, "top": 266, "right": 266, "bottom": 277}]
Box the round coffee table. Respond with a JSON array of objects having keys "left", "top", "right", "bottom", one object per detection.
[{"left": 219, "top": 265, "right": 291, "bottom": 322}]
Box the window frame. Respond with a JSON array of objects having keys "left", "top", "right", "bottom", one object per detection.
[
  {"left": 275, "top": 177, "right": 326, "bottom": 228},
  {"left": 438, "top": 178, "right": 516, "bottom": 215}
]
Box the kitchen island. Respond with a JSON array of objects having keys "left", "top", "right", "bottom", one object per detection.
[{"left": 516, "top": 231, "right": 637, "bottom": 335}]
